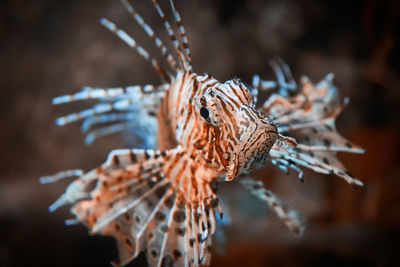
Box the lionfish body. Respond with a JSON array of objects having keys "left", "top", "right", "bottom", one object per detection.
[{"left": 42, "top": 1, "right": 365, "bottom": 266}]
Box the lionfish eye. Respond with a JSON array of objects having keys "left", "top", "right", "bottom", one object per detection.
[{"left": 200, "top": 107, "right": 209, "bottom": 119}]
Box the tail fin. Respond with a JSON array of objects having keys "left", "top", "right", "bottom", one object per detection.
[
  {"left": 264, "top": 74, "right": 365, "bottom": 187},
  {"left": 44, "top": 147, "right": 222, "bottom": 266}
]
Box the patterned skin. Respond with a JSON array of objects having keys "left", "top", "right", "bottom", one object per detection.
[
  {"left": 164, "top": 72, "right": 282, "bottom": 180},
  {"left": 40, "top": 0, "right": 365, "bottom": 266}
]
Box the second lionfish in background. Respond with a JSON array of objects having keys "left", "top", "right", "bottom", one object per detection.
[{"left": 41, "top": 0, "right": 365, "bottom": 266}]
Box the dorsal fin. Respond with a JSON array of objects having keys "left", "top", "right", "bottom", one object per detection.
[
  {"left": 100, "top": 18, "right": 171, "bottom": 83},
  {"left": 120, "top": 0, "right": 179, "bottom": 72},
  {"left": 151, "top": 0, "right": 192, "bottom": 71}
]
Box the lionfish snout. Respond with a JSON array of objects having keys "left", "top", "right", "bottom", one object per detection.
[{"left": 225, "top": 104, "right": 278, "bottom": 181}]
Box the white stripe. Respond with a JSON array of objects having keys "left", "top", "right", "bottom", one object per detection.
[
  {"left": 117, "top": 30, "right": 136, "bottom": 47},
  {"left": 136, "top": 46, "right": 149, "bottom": 59},
  {"left": 52, "top": 95, "right": 71, "bottom": 105}
]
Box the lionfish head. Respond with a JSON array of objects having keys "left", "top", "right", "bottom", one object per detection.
[{"left": 195, "top": 78, "right": 279, "bottom": 181}]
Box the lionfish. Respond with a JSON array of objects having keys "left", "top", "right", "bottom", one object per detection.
[{"left": 41, "top": 0, "right": 365, "bottom": 266}]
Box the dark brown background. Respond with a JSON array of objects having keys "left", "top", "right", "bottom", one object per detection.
[{"left": 1, "top": 0, "right": 399, "bottom": 266}]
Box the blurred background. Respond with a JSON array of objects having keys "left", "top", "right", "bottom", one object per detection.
[{"left": 1, "top": 0, "right": 399, "bottom": 266}]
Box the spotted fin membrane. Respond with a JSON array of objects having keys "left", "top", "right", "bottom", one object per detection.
[
  {"left": 43, "top": 148, "right": 220, "bottom": 266},
  {"left": 41, "top": 1, "right": 364, "bottom": 266}
]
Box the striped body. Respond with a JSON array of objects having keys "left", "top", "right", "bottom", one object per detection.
[
  {"left": 161, "top": 71, "right": 279, "bottom": 180},
  {"left": 41, "top": 1, "right": 365, "bottom": 266}
]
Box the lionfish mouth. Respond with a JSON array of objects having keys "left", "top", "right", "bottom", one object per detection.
[{"left": 225, "top": 107, "right": 279, "bottom": 181}]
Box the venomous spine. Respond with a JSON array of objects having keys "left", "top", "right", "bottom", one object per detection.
[{"left": 41, "top": 0, "right": 365, "bottom": 266}]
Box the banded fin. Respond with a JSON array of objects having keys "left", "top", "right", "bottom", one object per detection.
[
  {"left": 53, "top": 85, "right": 166, "bottom": 105},
  {"left": 262, "top": 73, "right": 341, "bottom": 126},
  {"left": 120, "top": 0, "right": 179, "bottom": 71},
  {"left": 167, "top": 0, "right": 192, "bottom": 68},
  {"left": 150, "top": 0, "right": 192, "bottom": 71},
  {"left": 252, "top": 58, "right": 297, "bottom": 105},
  {"left": 100, "top": 17, "right": 171, "bottom": 82},
  {"left": 53, "top": 85, "right": 164, "bottom": 147},
  {"left": 119, "top": 0, "right": 193, "bottom": 73},
  {"left": 52, "top": 0, "right": 194, "bottom": 147},
  {"left": 83, "top": 120, "right": 156, "bottom": 148},
  {"left": 262, "top": 73, "right": 365, "bottom": 187},
  {"left": 54, "top": 85, "right": 164, "bottom": 126},
  {"left": 292, "top": 118, "right": 365, "bottom": 154},
  {"left": 270, "top": 141, "right": 364, "bottom": 187},
  {"left": 240, "top": 178, "right": 306, "bottom": 236},
  {"left": 44, "top": 147, "right": 221, "bottom": 267}
]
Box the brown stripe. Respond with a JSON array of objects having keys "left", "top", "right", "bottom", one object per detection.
[
  {"left": 180, "top": 76, "right": 199, "bottom": 138},
  {"left": 113, "top": 155, "right": 120, "bottom": 166},
  {"left": 243, "top": 107, "right": 257, "bottom": 123},
  {"left": 216, "top": 95, "right": 239, "bottom": 140},
  {"left": 152, "top": 61, "right": 170, "bottom": 83},
  {"left": 241, "top": 123, "right": 259, "bottom": 156},
  {"left": 169, "top": 33, "right": 177, "bottom": 41},
  {"left": 163, "top": 152, "right": 183, "bottom": 178},
  {"left": 213, "top": 127, "right": 229, "bottom": 166},
  {"left": 240, "top": 85, "right": 252, "bottom": 103},
  {"left": 175, "top": 71, "right": 187, "bottom": 111},
  {"left": 144, "top": 150, "right": 150, "bottom": 160},
  {"left": 231, "top": 85, "right": 247, "bottom": 104},
  {"left": 214, "top": 87, "right": 240, "bottom": 108},
  {"left": 190, "top": 174, "right": 199, "bottom": 197},
  {"left": 171, "top": 159, "right": 187, "bottom": 188},
  {"left": 129, "top": 150, "right": 136, "bottom": 162}
]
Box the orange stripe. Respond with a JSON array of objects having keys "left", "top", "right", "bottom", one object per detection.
[
  {"left": 231, "top": 85, "right": 247, "bottom": 104},
  {"left": 216, "top": 95, "right": 239, "bottom": 140},
  {"left": 214, "top": 87, "right": 240, "bottom": 108},
  {"left": 175, "top": 71, "right": 187, "bottom": 111}
]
